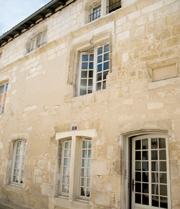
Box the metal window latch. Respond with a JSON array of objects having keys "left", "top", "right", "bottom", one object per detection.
[{"left": 131, "top": 179, "right": 135, "bottom": 192}]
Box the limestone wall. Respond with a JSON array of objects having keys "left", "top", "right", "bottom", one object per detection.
[{"left": 0, "top": 0, "right": 180, "bottom": 209}]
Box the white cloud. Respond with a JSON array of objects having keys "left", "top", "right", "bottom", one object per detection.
[{"left": 0, "top": 0, "right": 50, "bottom": 36}]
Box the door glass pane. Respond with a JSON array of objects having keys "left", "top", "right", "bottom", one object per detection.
[
  {"left": 152, "top": 184, "right": 158, "bottom": 195},
  {"left": 135, "top": 193, "right": 141, "bottom": 204},
  {"left": 142, "top": 172, "right": 148, "bottom": 182},
  {"left": 151, "top": 151, "right": 158, "bottom": 160},
  {"left": 160, "top": 197, "right": 168, "bottom": 208},
  {"left": 151, "top": 138, "right": 158, "bottom": 149},
  {"left": 142, "top": 184, "right": 148, "bottom": 193},
  {"left": 142, "top": 194, "right": 149, "bottom": 205},
  {"left": 135, "top": 172, "right": 141, "bottom": 182},
  {"left": 160, "top": 173, "right": 167, "bottom": 184},
  {"left": 152, "top": 196, "right": 159, "bottom": 207},
  {"left": 136, "top": 140, "right": 141, "bottom": 150},
  {"left": 136, "top": 151, "right": 141, "bottom": 160},
  {"left": 142, "top": 151, "right": 148, "bottom": 160},
  {"left": 159, "top": 150, "right": 166, "bottom": 160},
  {"left": 160, "top": 185, "right": 167, "bottom": 196},
  {"left": 159, "top": 138, "right": 166, "bottom": 148},
  {"left": 142, "top": 139, "right": 148, "bottom": 149},
  {"left": 135, "top": 183, "right": 141, "bottom": 192},
  {"left": 136, "top": 161, "right": 141, "bottom": 171}
]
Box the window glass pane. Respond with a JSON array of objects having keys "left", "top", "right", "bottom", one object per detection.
[
  {"left": 81, "top": 187, "right": 85, "bottom": 196},
  {"left": 104, "top": 53, "right": 109, "bottom": 61},
  {"left": 159, "top": 150, "right": 166, "bottom": 160},
  {"left": 64, "top": 158, "right": 68, "bottom": 166},
  {"left": 160, "top": 161, "right": 166, "bottom": 171},
  {"left": 135, "top": 172, "right": 141, "bottom": 182},
  {"left": 89, "top": 71, "right": 93, "bottom": 78},
  {"left": 142, "top": 172, "right": 148, "bottom": 182},
  {"left": 152, "top": 162, "right": 158, "bottom": 171},
  {"left": 142, "top": 139, "right": 148, "bottom": 149},
  {"left": 65, "top": 142, "right": 69, "bottom": 148},
  {"left": 136, "top": 151, "right": 141, "bottom": 160},
  {"left": 81, "top": 178, "right": 85, "bottom": 186},
  {"left": 160, "top": 197, "right": 168, "bottom": 208},
  {"left": 151, "top": 138, "right": 158, "bottom": 149},
  {"left": 152, "top": 151, "right": 158, "bottom": 160},
  {"left": 87, "top": 178, "right": 90, "bottom": 187},
  {"left": 86, "top": 188, "right": 90, "bottom": 197},
  {"left": 82, "top": 63, "right": 88, "bottom": 69},
  {"left": 98, "top": 55, "right": 102, "bottom": 63},
  {"left": 80, "top": 89, "right": 86, "bottom": 96},
  {"left": 104, "top": 44, "right": 109, "bottom": 53},
  {"left": 82, "top": 150, "right": 87, "bottom": 158},
  {"left": 152, "top": 196, "right": 159, "bottom": 207},
  {"left": 90, "top": 54, "right": 94, "bottom": 61},
  {"left": 142, "top": 151, "right": 148, "bottom": 160},
  {"left": 89, "top": 62, "right": 93, "bottom": 69},
  {"left": 82, "top": 159, "right": 87, "bottom": 167},
  {"left": 97, "top": 73, "right": 102, "bottom": 81},
  {"left": 81, "top": 80, "right": 87, "bottom": 87},
  {"left": 135, "top": 193, "right": 141, "bottom": 204},
  {"left": 82, "top": 55, "right": 88, "bottom": 61},
  {"left": 142, "top": 162, "right": 148, "bottom": 171},
  {"left": 83, "top": 141, "right": 88, "bottom": 148},
  {"left": 98, "top": 47, "right": 102, "bottom": 55},
  {"left": 142, "top": 194, "right": 149, "bottom": 205},
  {"left": 135, "top": 140, "right": 141, "bottom": 150},
  {"left": 88, "top": 79, "right": 93, "bottom": 87},
  {"left": 152, "top": 184, "right": 158, "bottom": 195},
  {"left": 160, "top": 185, "right": 167, "bottom": 196},
  {"left": 135, "top": 183, "right": 141, "bottom": 192},
  {"left": 97, "top": 64, "right": 102, "bottom": 72},
  {"left": 88, "top": 150, "right": 91, "bottom": 158},
  {"left": 96, "top": 82, "right": 101, "bottom": 91},
  {"left": 103, "top": 62, "right": 109, "bottom": 70},
  {"left": 159, "top": 138, "right": 166, "bottom": 148},
  {"left": 103, "top": 81, "right": 106, "bottom": 89},
  {"left": 103, "top": 71, "right": 108, "bottom": 80},
  {"left": 160, "top": 173, "right": 167, "bottom": 183},
  {"left": 81, "top": 71, "right": 87, "bottom": 78},
  {"left": 152, "top": 173, "right": 158, "bottom": 183},
  {"left": 136, "top": 161, "right": 141, "bottom": 171}
]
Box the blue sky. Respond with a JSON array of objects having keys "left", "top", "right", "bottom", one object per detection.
[{"left": 0, "top": 0, "right": 51, "bottom": 36}]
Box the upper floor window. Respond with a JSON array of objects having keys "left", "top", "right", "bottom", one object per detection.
[
  {"left": 30, "top": 37, "right": 36, "bottom": 51},
  {"left": 107, "top": 0, "right": 121, "bottom": 14},
  {"left": 0, "top": 83, "right": 8, "bottom": 114},
  {"left": 78, "top": 43, "right": 109, "bottom": 96},
  {"left": 11, "top": 140, "right": 27, "bottom": 185},
  {"left": 39, "top": 31, "right": 47, "bottom": 47},
  {"left": 28, "top": 30, "right": 47, "bottom": 53},
  {"left": 89, "top": 5, "right": 101, "bottom": 22}
]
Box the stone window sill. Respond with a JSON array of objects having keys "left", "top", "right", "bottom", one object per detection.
[
  {"left": 148, "top": 76, "right": 180, "bottom": 90},
  {"left": 54, "top": 197, "right": 92, "bottom": 209}
]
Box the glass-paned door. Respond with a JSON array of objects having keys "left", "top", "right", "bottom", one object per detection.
[{"left": 132, "top": 135, "right": 169, "bottom": 209}]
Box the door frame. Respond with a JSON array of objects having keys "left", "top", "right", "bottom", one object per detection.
[{"left": 120, "top": 130, "right": 171, "bottom": 209}]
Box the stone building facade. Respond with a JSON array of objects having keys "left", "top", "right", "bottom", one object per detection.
[{"left": 0, "top": 0, "right": 180, "bottom": 208}]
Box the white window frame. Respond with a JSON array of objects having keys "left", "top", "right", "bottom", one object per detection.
[
  {"left": 30, "top": 37, "right": 37, "bottom": 51},
  {"left": 56, "top": 130, "right": 96, "bottom": 203},
  {"left": 39, "top": 31, "right": 47, "bottom": 47},
  {"left": 60, "top": 140, "right": 72, "bottom": 197},
  {"left": 0, "top": 83, "right": 8, "bottom": 115},
  {"left": 78, "top": 138, "right": 91, "bottom": 200},
  {"left": 11, "top": 140, "right": 27, "bottom": 186},
  {"left": 89, "top": 4, "right": 101, "bottom": 22},
  {"left": 78, "top": 43, "right": 110, "bottom": 96}
]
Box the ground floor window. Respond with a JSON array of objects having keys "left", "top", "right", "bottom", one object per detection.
[{"left": 11, "top": 140, "right": 27, "bottom": 185}]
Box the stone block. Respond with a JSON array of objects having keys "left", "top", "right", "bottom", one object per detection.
[
  {"left": 152, "top": 64, "right": 178, "bottom": 81},
  {"left": 141, "top": 1, "right": 163, "bottom": 14},
  {"left": 116, "top": 17, "right": 126, "bottom": 27},
  {"left": 127, "top": 10, "right": 140, "bottom": 20},
  {"left": 148, "top": 102, "right": 164, "bottom": 109},
  {"left": 91, "top": 160, "right": 108, "bottom": 175},
  {"left": 91, "top": 190, "right": 109, "bottom": 206},
  {"left": 172, "top": 24, "right": 180, "bottom": 36},
  {"left": 42, "top": 183, "right": 54, "bottom": 196},
  {"left": 164, "top": 35, "right": 180, "bottom": 49},
  {"left": 117, "top": 31, "right": 130, "bottom": 41}
]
